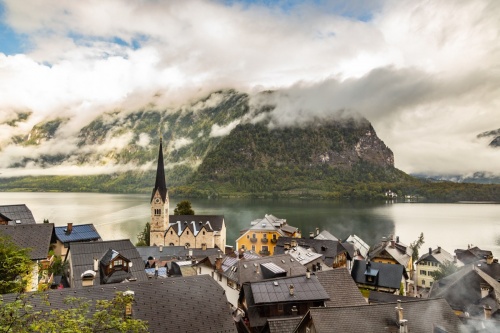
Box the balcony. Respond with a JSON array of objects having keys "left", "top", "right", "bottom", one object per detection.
[
  {"left": 259, "top": 250, "right": 270, "bottom": 256},
  {"left": 261, "top": 238, "right": 268, "bottom": 244},
  {"left": 270, "top": 238, "right": 277, "bottom": 244},
  {"left": 250, "top": 237, "right": 258, "bottom": 243}
]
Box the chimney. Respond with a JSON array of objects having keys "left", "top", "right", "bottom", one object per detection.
[
  {"left": 390, "top": 239, "right": 395, "bottom": 248},
  {"left": 289, "top": 284, "right": 295, "bottom": 296},
  {"left": 306, "top": 269, "right": 311, "bottom": 279},
  {"left": 315, "top": 228, "right": 319, "bottom": 236},
  {"left": 429, "top": 247, "right": 432, "bottom": 255},
  {"left": 66, "top": 222, "right": 73, "bottom": 234},
  {"left": 453, "top": 255, "right": 457, "bottom": 263},
  {"left": 188, "top": 249, "right": 193, "bottom": 258},
  {"left": 291, "top": 305, "right": 298, "bottom": 316},
  {"left": 486, "top": 255, "right": 493, "bottom": 265},
  {"left": 437, "top": 246, "right": 441, "bottom": 253},
  {"left": 484, "top": 305, "right": 492, "bottom": 320},
  {"left": 93, "top": 258, "right": 99, "bottom": 271},
  {"left": 159, "top": 245, "right": 163, "bottom": 252},
  {"left": 396, "top": 236, "right": 400, "bottom": 243},
  {"left": 309, "top": 232, "right": 314, "bottom": 239},
  {"left": 284, "top": 243, "right": 290, "bottom": 250},
  {"left": 481, "top": 285, "right": 490, "bottom": 299},
  {"left": 215, "top": 255, "right": 222, "bottom": 272},
  {"left": 191, "top": 257, "right": 196, "bottom": 265},
  {"left": 396, "top": 300, "right": 408, "bottom": 333}
]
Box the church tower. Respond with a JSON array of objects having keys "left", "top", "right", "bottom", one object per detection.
[{"left": 150, "top": 138, "right": 169, "bottom": 246}]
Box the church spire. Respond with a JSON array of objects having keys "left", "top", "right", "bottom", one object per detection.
[{"left": 151, "top": 137, "right": 168, "bottom": 203}]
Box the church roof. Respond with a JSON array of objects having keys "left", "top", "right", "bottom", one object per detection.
[{"left": 151, "top": 138, "right": 168, "bottom": 203}]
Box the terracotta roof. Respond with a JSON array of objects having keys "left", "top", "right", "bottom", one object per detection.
[{"left": 0, "top": 223, "right": 53, "bottom": 260}]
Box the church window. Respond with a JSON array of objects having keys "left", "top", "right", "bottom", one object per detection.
[
  {"left": 185, "top": 243, "right": 190, "bottom": 248},
  {"left": 170, "top": 230, "right": 173, "bottom": 235},
  {"left": 154, "top": 209, "right": 161, "bottom": 216},
  {"left": 169, "top": 243, "right": 174, "bottom": 246},
  {"left": 187, "top": 230, "right": 190, "bottom": 235},
  {"left": 203, "top": 231, "right": 205, "bottom": 235}
]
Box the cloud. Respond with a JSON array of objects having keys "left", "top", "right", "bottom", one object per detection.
[
  {"left": 0, "top": 0, "right": 499, "bottom": 176},
  {"left": 210, "top": 119, "right": 241, "bottom": 137}
]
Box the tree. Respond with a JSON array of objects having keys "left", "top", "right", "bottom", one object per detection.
[
  {"left": 174, "top": 200, "right": 195, "bottom": 215},
  {"left": 135, "top": 222, "right": 150, "bottom": 247},
  {"left": 429, "top": 260, "right": 460, "bottom": 281},
  {"left": 409, "top": 232, "right": 425, "bottom": 263},
  {"left": 0, "top": 235, "right": 33, "bottom": 294},
  {"left": 0, "top": 292, "right": 148, "bottom": 332}
]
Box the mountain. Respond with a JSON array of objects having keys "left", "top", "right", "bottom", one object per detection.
[{"left": 477, "top": 128, "right": 500, "bottom": 148}]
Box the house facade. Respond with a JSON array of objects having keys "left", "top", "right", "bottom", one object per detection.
[
  {"left": 415, "top": 246, "right": 457, "bottom": 289},
  {"left": 368, "top": 235, "right": 413, "bottom": 274},
  {"left": 164, "top": 215, "right": 226, "bottom": 250}
]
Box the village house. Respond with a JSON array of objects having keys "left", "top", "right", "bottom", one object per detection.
[
  {"left": 455, "top": 245, "right": 493, "bottom": 265},
  {"left": 351, "top": 260, "right": 409, "bottom": 294},
  {"left": 315, "top": 268, "right": 367, "bottom": 307},
  {"left": 0, "top": 223, "right": 54, "bottom": 291},
  {"left": 239, "top": 273, "right": 330, "bottom": 332},
  {"left": 0, "top": 204, "right": 37, "bottom": 225},
  {"left": 415, "top": 246, "right": 458, "bottom": 289},
  {"left": 344, "top": 234, "right": 370, "bottom": 260},
  {"left": 52, "top": 222, "right": 101, "bottom": 260},
  {"left": 66, "top": 239, "right": 148, "bottom": 288},
  {"left": 163, "top": 215, "right": 227, "bottom": 250},
  {"left": 367, "top": 235, "right": 413, "bottom": 274},
  {"left": 236, "top": 214, "right": 301, "bottom": 256},
  {"left": 294, "top": 298, "right": 465, "bottom": 333}
]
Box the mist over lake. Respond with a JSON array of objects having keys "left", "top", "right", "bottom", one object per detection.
[{"left": 0, "top": 192, "right": 498, "bottom": 258}]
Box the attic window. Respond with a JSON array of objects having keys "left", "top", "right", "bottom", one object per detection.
[{"left": 114, "top": 259, "right": 123, "bottom": 267}]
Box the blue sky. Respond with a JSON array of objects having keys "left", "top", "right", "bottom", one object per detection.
[{"left": 0, "top": 0, "right": 499, "bottom": 177}]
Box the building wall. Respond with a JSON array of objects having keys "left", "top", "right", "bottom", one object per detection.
[
  {"left": 416, "top": 260, "right": 439, "bottom": 288},
  {"left": 236, "top": 230, "right": 280, "bottom": 256},
  {"left": 198, "top": 264, "right": 239, "bottom": 307},
  {"left": 195, "top": 227, "right": 215, "bottom": 248},
  {"left": 150, "top": 190, "right": 169, "bottom": 246},
  {"left": 179, "top": 227, "right": 197, "bottom": 248}
]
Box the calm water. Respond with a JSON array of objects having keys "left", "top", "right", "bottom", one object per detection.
[{"left": 0, "top": 192, "right": 499, "bottom": 258}]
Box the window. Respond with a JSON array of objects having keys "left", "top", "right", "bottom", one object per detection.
[
  {"left": 199, "top": 267, "right": 202, "bottom": 274},
  {"left": 272, "top": 234, "right": 277, "bottom": 240},
  {"left": 203, "top": 231, "right": 205, "bottom": 235},
  {"left": 263, "top": 233, "right": 267, "bottom": 239},
  {"left": 170, "top": 230, "right": 173, "bottom": 235},
  {"left": 114, "top": 259, "right": 123, "bottom": 267},
  {"left": 252, "top": 233, "right": 256, "bottom": 239},
  {"left": 154, "top": 209, "right": 161, "bottom": 216},
  {"left": 247, "top": 235, "right": 249, "bottom": 239},
  {"left": 420, "top": 270, "right": 427, "bottom": 276},
  {"left": 241, "top": 245, "right": 246, "bottom": 249},
  {"left": 185, "top": 243, "right": 190, "bottom": 248},
  {"left": 252, "top": 245, "right": 255, "bottom": 251},
  {"left": 187, "top": 231, "right": 189, "bottom": 235},
  {"left": 262, "top": 246, "right": 268, "bottom": 252},
  {"left": 430, "top": 281, "right": 433, "bottom": 286},
  {"left": 422, "top": 280, "right": 426, "bottom": 285}
]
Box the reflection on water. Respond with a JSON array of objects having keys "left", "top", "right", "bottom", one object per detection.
[{"left": 0, "top": 192, "right": 498, "bottom": 258}]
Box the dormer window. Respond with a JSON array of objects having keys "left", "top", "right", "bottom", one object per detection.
[{"left": 100, "top": 249, "right": 133, "bottom": 284}]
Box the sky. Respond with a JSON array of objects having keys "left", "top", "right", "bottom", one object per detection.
[{"left": 0, "top": 0, "right": 499, "bottom": 177}]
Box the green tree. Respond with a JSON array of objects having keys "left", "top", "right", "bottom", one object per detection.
[
  {"left": 0, "top": 292, "right": 148, "bottom": 332},
  {"left": 135, "top": 222, "right": 150, "bottom": 247},
  {"left": 174, "top": 200, "right": 195, "bottom": 215},
  {"left": 429, "top": 260, "right": 460, "bottom": 281},
  {"left": 48, "top": 256, "right": 68, "bottom": 276},
  {"left": 0, "top": 235, "right": 33, "bottom": 294},
  {"left": 409, "top": 232, "right": 425, "bottom": 263}
]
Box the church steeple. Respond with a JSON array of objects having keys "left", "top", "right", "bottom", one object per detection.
[
  {"left": 151, "top": 138, "right": 168, "bottom": 203},
  {"left": 150, "top": 137, "right": 169, "bottom": 246}
]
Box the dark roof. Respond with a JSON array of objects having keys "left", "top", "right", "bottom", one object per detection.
[
  {"left": 54, "top": 224, "right": 101, "bottom": 243},
  {"left": 368, "top": 237, "right": 412, "bottom": 267},
  {"left": 68, "top": 239, "right": 148, "bottom": 288},
  {"left": 275, "top": 237, "right": 349, "bottom": 266},
  {"left": 416, "top": 247, "right": 454, "bottom": 265},
  {"left": 315, "top": 268, "right": 366, "bottom": 307},
  {"left": 222, "top": 254, "right": 307, "bottom": 284},
  {"left": 248, "top": 275, "right": 330, "bottom": 305},
  {"left": 298, "top": 298, "right": 464, "bottom": 333},
  {"left": 136, "top": 245, "right": 222, "bottom": 262},
  {"left": 351, "top": 260, "right": 407, "bottom": 290},
  {"left": 265, "top": 316, "right": 302, "bottom": 333},
  {"left": 455, "top": 246, "right": 493, "bottom": 265},
  {"left": 168, "top": 215, "right": 225, "bottom": 234},
  {"left": 2, "top": 275, "right": 237, "bottom": 333},
  {"left": 151, "top": 138, "right": 168, "bottom": 203},
  {"left": 0, "top": 223, "right": 53, "bottom": 260},
  {"left": 0, "top": 204, "right": 37, "bottom": 224},
  {"left": 368, "top": 290, "right": 418, "bottom": 304}
]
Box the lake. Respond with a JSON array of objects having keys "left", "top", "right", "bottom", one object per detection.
[{"left": 0, "top": 192, "right": 499, "bottom": 258}]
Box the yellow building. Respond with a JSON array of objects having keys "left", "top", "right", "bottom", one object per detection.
[
  {"left": 235, "top": 215, "right": 301, "bottom": 256},
  {"left": 415, "top": 246, "right": 457, "bottom": 289}
]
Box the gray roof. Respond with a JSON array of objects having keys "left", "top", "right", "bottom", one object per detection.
[
  {"left": 222, "top": 254, "right": 307, "bottom": 284},
  {"left": 136, "top": 245, "right": 222, "bottom": 262},
  {"left": 2, "top": 275, "right": 237, "bottom": 333},
  {"left": 315, "top": 269, "right": 366, "bottom": 307},
  {"left": 416, "top": 247, "right": 454, "bottom": 265},
  {"left": 298, "top": 298, "right": 464, "bottom": 333},
  {"left": 249, "top": 275, "right": 330, "bottom": 304},
  {"left": 351, "top": 260, "right": 407, "bottom": 290},
  {"left": 0, "top": 204, "right": 37, "bottom": 225},
  {"left": 54, "top": 224, "right": 101, "bottom": 243},
  {"left": 265, "top": 316, "right": 302, "bottom": 333},
  {"left": 69, "top": 239, "right": 148, "bottom": 288},
  {"left": 275, "top": 237, "right": 349, "bottom": 266},
  {"left": 368, "top": 290, "right": 417, "bottom": 304},
  {"left": 168, "top": 215, "right": 225, "bottom": 235},
  {"left": 0, "top": 223, "right": 53, "bottom": 260},
  {"left": 345, "top": 234, "right": 370, "bottom": 258},
  {"left": 455, "top": 246, "right": 493, "bottom": 264},
  {"left": 314, "top": 230, "right": 338, "bottom": 241},
  {"left": 368, "top": 237, "right": 412, "bottom": 267}
]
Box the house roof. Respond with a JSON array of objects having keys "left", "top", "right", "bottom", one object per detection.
[
  {"left": 315, "top": 268, "right": 366, "bottom": 307},
  {"left": 455, "top": 246, "right": 493, "bottom": 265},
  {"left": 286, "top": 245, "right": 323, "bottom": 265},
  {"left": 265, "top": 316, "right": 302, "bottom": 333},
  {"left": 222, "top": 254, "right": 307, "bottom": 284},
  {"left": 168, "top": 215, "right": 225, "bottom": 236},
  {"left": 416, "top": 247, "right": 455, "bottom": 265},
  {"left": 249, "top": 275, "right": 330, "bottom": 305},
  {"left": 275, "top": 237, "right": 349, "bottom": 266},
  {"left": 54, "top": 224, "right": 101, "bottom": 243},
  {"left": 0, "top": 204, "right": 37, "bottom": 225},
  {"left": 3, "top": 275, "right": 237, "bottom": 333},
  {"left": 368, "top": 236, "right": 412, "bottom": 267},
  {"left": 368, "top": 290, "right": 417, "bottom": 304},
  {"left": 0, "top": 223, "right": 53, "bottom": 260},
  {"left": 136, "top": 245, "right": 222, "bottom": 262},
  {"left": 345, "top": 234, "right": 370, "bottom": 258},
  {"left": 314, "top": 230, "right": 338, "bottom": 241},
  {"left": 351, "top": 260, "right": 407, "bottom": 290},
  {"left": 69, "top": 239, "right": 148, "bottom": 288},
  {"left": 298, "top": 298, "right": 464, "bottom": 333}
]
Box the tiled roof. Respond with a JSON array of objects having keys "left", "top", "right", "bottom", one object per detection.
[
  {"left": 69, "top": 239, "right": 148, "bottom": 288},
  {"left": 314, "top": 230, "right": 338, "bottom": 241},
  {"left": 0, "top": 223, "right": 53, "bottom": 260},
  {"left": 315, "top": 269, "right": 366, "bottom": 307},
  {"left": 3, "top": 275, "right": 237, "bottom": 333},
  {"left": 168, "top": 215, "right": 225, "bottom": 234},
  {"left": 54, "top": 224, "right": 101, "bottom": 243},
  {"left": 368, "top": 237, "right": 412, "bottom": 267},
  {"left": 266, "top": 316, "right": 302, "bottom": 333},
  {"left": 455, "top": 246, "right": 493, "bottom": 264},
  {"left": 275, "top": 237, "right": 349, "bottom": 266},
  {"left": 300, "top": 298, "right": 464, "bottom": 333},
  {"left": 345, "top": 234, "right": 370, "bottom": 258},
  {"left": 286, "top": 245, "right": 323, "bottom": 265},
  {"left": 351, "top": 260, "right": 407, "bottom": 290},
  {"left": 249, "top": 275, "right": 330, "bottom": 304},
  {"left": 0, "top": 204, "right": 37, "bottom": 224},
  {"left": 136, "top": 245, "right": 222, "bottom": 262},
  {"left": 368, "top": 290, "right": 417, "bottom": 304},
  {"left": 222, "top": 254, "right": 307, "bottom": 284},
  {"left": 416, "top": 247, "right": 454, "bottom": 265}
]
